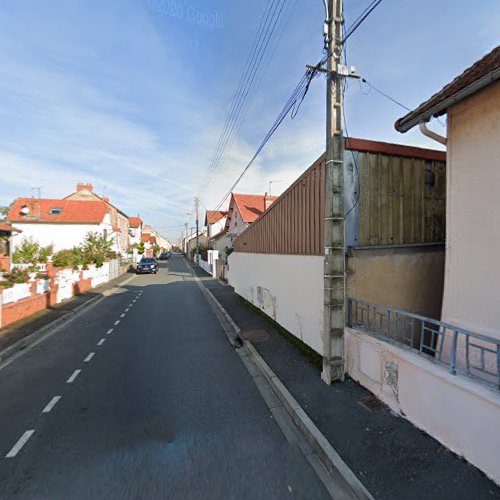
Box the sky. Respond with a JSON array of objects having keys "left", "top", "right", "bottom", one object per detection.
[{"left": 0, "top": 0, "right": 498, "bottom": 243}]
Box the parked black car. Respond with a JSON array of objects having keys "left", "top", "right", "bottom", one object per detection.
[
  {"left": 158, "top": 252, "right": 171, "bottom": 261},
  {"left": 136, "top": 257, "right": 159, "bottom": 274}
]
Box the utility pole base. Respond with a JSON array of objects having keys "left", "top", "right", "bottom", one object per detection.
[{"left": 321, "top": 358, "right": 345, "bottom": 385}]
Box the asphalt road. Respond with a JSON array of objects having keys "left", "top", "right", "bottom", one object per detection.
[{"left": 0, "top": 256, "right": 330, "bottom": 499}]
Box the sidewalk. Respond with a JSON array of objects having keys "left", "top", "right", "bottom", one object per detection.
[
  {"left": 188, "top": 261, "right": 500, "bottom": 500},
  {"left": 0, "top": 269, "right": 135, "bottom": 355}
]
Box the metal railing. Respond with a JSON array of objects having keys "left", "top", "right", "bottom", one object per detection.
[{"left": 348, "top": 298, "right": 500, "bottom": 390}]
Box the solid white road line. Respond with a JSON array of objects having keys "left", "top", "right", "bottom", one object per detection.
[
  {"left": 67, "top": 369, "right": 81, "bottom": 383},
  {"left": 42, "top": 395, "right": 61, "bottom": 413},
  {"left": 84, "top": 352, "right": 95, "bottom": 362},
  {"left": 97, "top": 338, "right": 106, "bottom": 346},
  {"left": 120, "top": 313, "right": 126, "bottom": 318},
  {"left": 106, "top": 329, "right": 114, "bottom": 335},
  {"left": 114, "top": 320, "right": 120, "bottom": 326},
  {"left": 6, "top": 430, "right": 35, "bottom": 458}
]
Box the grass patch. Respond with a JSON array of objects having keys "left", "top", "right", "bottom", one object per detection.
[{"left": 237, "top": 295, "right": 322, "bottom": 368}]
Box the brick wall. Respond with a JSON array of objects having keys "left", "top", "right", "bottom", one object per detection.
[{"left": 2, "top": 288, "right": 58, "bottom": 327}]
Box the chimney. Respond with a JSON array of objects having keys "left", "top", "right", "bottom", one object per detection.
[
  {"left": 76, "top": 183, "right": 93, "bottom": 192},
  {"left": 103, "top": 196, "right": 110, "bottom": 203},
  {"left": 264, "top": 192, "right": 274, "bottom": 211}
]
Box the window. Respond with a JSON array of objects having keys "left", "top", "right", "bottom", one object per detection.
[{"left": 49, "top": 207, "right": 62, "bottom": 215}]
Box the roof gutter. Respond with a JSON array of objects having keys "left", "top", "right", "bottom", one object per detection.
[
  {"left": 396, "top": 68, "right": 500, "bottom": 133},
  {"left": 419, "top": 122, "right": 447, "bottom": 146}
]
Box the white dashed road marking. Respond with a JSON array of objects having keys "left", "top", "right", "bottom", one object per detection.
[
  {"left": 114, "top": 320, "right": 120, "bottom": 326},
  {"left": 106, "top": 329, "right": 114, "bottom": 335},
  {"left": 120, "top": 313, "right": 126, "bottom": 318},
  {"left": 125, "top": 308, "right": 130, "bottom": 312},
  {"left": 84, "top": 352, "right": 95, "bottom": 362},
  {"left": 6, "top": 430, "right": 35, "bottom": 458},
  {"left": 42, "top": 396, "right": 61, "bottom": 413},
  {"left": 97, "top": 338, "right": 106, "bottom": 346},
  {"left": 67, "top": 370, "right": 81, "bottom": 383}
]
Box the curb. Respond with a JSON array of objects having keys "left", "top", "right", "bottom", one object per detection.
[
  {"left": 192, "top": 263, "right": 374, "bottom": 500},
  {"left": 244, "top": 342, "right": 374, "bottom": 500},
  {"left": 0, "top": 273, "right": 136, "bottom": 369}
]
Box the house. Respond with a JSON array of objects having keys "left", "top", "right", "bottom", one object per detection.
[
  {"left": 205, "top": 210, "right": 227, "bottom": 239},
  {"left": 184, "top": 230, "right": 208, "bottom": 260},
  {"left": 141, "top": 233, "right": 156, "bottom": 258},
  {"left": 225, "top": 193, "right": 277, "bottom": 241},
  {"left": 0, "top": 223, "right": 22, "bottom": 271},
  {"left": 7, "top": 198, "right": 116, "bottom": 253},
  {"left": 142, "top": 225, "right": 172, "bottom": 252},
  {"left": 65, "top": 183, "right": 130, "bottom": 256},
  {"left": 128, "top": 216, "right": 143, "bottom": 262},
  {"left": 395, "top": 44, "right": 500, "bottom": 342}
]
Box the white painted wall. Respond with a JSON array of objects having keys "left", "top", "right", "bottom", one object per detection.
[
  {"left": 441, "top": 81, "right": 500, "bottom": 339},
  {"left": 208, "top": 217, "right": 227, "bottom": 238},
  {"left": 345, "top": 327, "right": 500, "bottom": 485},
  {"left": 228, "top": 252, "right": 324, "bottom": 354},
  {"left": 11, "top": 222, "right": 111, "bottom": 251},
  {"left": 227, "top": 205, "right": 248, "bottom": 240}
]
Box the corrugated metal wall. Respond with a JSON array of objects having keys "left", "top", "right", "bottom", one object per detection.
[
  {"left": 356, "top": 153, "right": 445, "bottom": 246},
  {"left": 233, "top": 144, "right": 446, "bottom": 255},
  {"left": 233, "top": 157, "right": 325, "bottom": 255}
]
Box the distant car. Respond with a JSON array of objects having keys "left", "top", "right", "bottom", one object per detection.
[
  {"left": 136, "top": 258, "right": 159, "bottom": 274},
  {"left": 158, "top": 252, "right": 171, "bottom": 260}
]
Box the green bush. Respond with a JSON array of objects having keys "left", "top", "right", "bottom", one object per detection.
[
  {"left": 4, "top": 268, "right": 30, "bottom": 284},
  {"left": 12, "top": 238, "right": 53, "bottom": 264},
  {"left": 81, "top": 232, "right": 115, "bottom": 268},
  {"left": 52, "top": 248, "right": 84, "bottom": 270}
]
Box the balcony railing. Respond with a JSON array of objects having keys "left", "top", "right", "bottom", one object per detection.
[{"left": 348, "top": 298, "right": 500, "bottom": 390}]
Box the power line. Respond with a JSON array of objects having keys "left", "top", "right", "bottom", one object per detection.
[
  {"left": 203, "top": 0, "right": 289, "bottom": 190},
  {"left": 213, "top": 60, "right": 323, "bottom": 210},
  {"left": 360, "top": 78, "right": 412, "bottom": 111},
  {"left": 199, "top": 0, "right": 293, "bottom": 193},
  {"left": 343, "top": 0, "right": 382, "bottom": 45}
]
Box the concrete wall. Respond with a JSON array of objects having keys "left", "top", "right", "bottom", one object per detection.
[
  {"left": 228, "top": 252, "right": 324, "bottom": 354},
  {"left": 442, "top": 81, "right": 500, "bottom": 339},
  {"left": 347, "top": 245, "right": 445, "bottom": 319},
  {"left": 345, "top": 327, "right": 500, "bottom": 485}
]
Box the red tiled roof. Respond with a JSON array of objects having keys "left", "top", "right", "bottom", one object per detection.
[
  {"left": 141, "top": 234, "right": 156, "bottom": 244},
  {"left": 231, "top": 194, "right": 278, "bottom": 223},
  {"left": 205, "top": 210, "right": 227, "bottom": 225},
  {"left": 128, "top": 216, "right": 142, "bottom": 228},
  {"left": 7, "top": 198, "right": 108, "bottom": 224},
  {"left": 0, "top": 223, "right": 21, "bottom": 233},
  {"left": 396, "top": 45, "right": 500, "bottom": 132}
]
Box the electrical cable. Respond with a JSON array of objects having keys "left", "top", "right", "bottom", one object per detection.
[
  {"left": 212, "top": 61, "right": 322, "bottom": 210},
  {"left": 199, "top": 0, "right": 291, "bottom": 193},
  {"left": 343, "top": 0, "right": 382, "bottom": 45}
]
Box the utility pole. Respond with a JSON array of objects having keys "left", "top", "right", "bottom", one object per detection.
[
  {"left": 185, "top": 223, "right": 188, "bottom": 254},
  {"left": 322, "top": 0, "right": 345, "bottom": 384},
  {"left": 195, "top": 197, "right": 200, "bottom": 262}
]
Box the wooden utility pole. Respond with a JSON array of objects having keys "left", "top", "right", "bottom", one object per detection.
[
  {"left": 322, "top": 0, "right": 345, "bottom": 384},
  {"left": 195, "top": 197, "right": 200, "bottom": 261},
  {"left": 185, "top": 222, "right": 188, "bottom": 254}
]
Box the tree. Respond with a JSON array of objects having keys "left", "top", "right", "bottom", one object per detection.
[
  {"left": 0, "top": 204, "right": 11, "bottom": 219},
  {"left": 81, "top": 231, "right": 115, "bottom": 268},
  {"left": 12, "top": 238, "right": 53, "bottom": 264}
]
